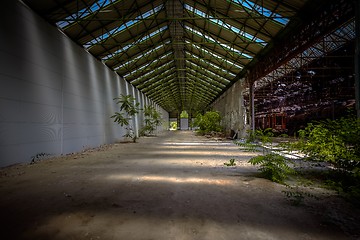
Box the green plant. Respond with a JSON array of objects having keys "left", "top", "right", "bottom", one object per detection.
[
  {"left": 295, "top": 116, "right": 360, "bottom": 170},
  {"left": 180, "top": 110, "right": 189, "bottom": 119},
  {"left": 170, "top": 121, "right": 177, "bottom": 130},
  {"left": 194, "top": 111, "right": 222, "bottom": 134},
  {"left": 282, "top": 185, "right": 318, "bottom": 206},
  {"left": 248, "top": 153, "right": 296, "bottom": 183},
  {"left": 286, "top": 115, "right": 360, "bottom": 204},
  {"left": 140, "top": 105, "right": 162, "bottom": 136},
  {"left": 30, "top": 153, "right": 52, "bottom": 164},
  {"left": 224, "top": 158, "right": 236, "bottom": 166},
  {"left": 111, "top": 94, "right": 141, "bottom": 142},
  {"left": 234, "top": 140, "right": 259, "bottom": 152},
  {"left": 236, "top": 128, "right": 275, "bottom": 153}
]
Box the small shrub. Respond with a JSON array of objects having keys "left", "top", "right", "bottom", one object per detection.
[
  {"left": 248, "top": 153, "right": 296, "bottom": 183},
  {"left": 111, "top": 94, "right": 141, "bottom": 142},
  {"left": 224, "top": 158, "right": 236, "bottom": 166},
  {"left": 193, "top": 111, "right": 222, "bottom": 134},
  {"left": 296, "top": 116, "right": 360, "bottom": 170},
  {"left": 140, "top": 105, "right": 162, "bottom": 136},
  {"left": 282, "top": 185, "right": 318, "bottom": 206}
]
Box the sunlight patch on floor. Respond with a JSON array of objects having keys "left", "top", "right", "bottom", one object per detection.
[
  {"left": 161, "top": 142, "right": 234, "bottom": 146},
  {"left": 106, "top": 174, "right": 233, "bottom": 186}
]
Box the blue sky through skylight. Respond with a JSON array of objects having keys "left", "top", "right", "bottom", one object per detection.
[
  {"left": 84, "top": 4, "right": 164, "bottom": 49},
  {"left": 124, "top": 52, "right": 172, "bottom": 78},
  {"left": 231, "top": 0, "right": 289, "bottom": 25},
  {"left": 133, "top": 66, "right": 175, "bottom": 85},
  {"left": 131, "top": 61, "right": 174, "bottom": 84},
  {"left": 57, "top": 0, "right": 114, "bottom": 29},
  {"left": 185, "top": 25, "right": 254, "bottom": 58},
  {"left": 114, "top": 40, "right": 171, "bottom": 71},
  {"left": 187, "top": 61, "right": 230, "bottom": 83},
  {"left": 185, "top": 51, "right": 237, "bottom": 77},
  {"left": 187, "top": 40, "right": 243, "bottom": 69},
  {"left": 102, "top": 26, "right": 168, "bottom": 61},
  {"left": 185, "top": 4, "right": 266, "bottom": 47}
]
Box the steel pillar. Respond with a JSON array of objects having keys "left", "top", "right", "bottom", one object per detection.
[
  {"left": 355, "top": 0, "right": 360, "bottom": 118},
  {"left": 249, "top": 82, "right": 255, "bottom": 133}
]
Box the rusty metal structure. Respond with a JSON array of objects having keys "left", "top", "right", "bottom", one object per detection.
[{"left": 22, "top": 0, "right": 358, "bottom": 126}]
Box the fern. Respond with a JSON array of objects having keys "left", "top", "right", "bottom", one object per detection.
[
  {"left": 249, "top": 153, "right": 295, "bottom": 183},
  {"left": 234, "top": 141, "right": 259, "bottom": 152}
]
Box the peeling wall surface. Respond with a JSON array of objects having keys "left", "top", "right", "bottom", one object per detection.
[
  {"left": 0, "top": 1, "right": 168, "bottom": 167},
  {"left": 211, "top": 80, "right": 248, "bottom": 138}
]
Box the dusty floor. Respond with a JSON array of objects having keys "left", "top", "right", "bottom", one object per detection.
[{"left": 0, "top": 131, "right": 359, "bottom": 240}]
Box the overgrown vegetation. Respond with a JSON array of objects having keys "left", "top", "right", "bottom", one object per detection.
[
  {"left": 140, "top": 105, "right": 162, "bottom": 136},
  {"left": 236, "top": 128, "right": 296, "bottom": 183},
  {"left": 296, "top": 116, "right": 360, "bottom": 170},
  {"left": 193, "top": 111, "right": 222, "bottom": 134},
  {"left": 111, "top": 94, "right": 141, "bottom": 142},
  {"left": 237, "top": 115, "right": 360, "bottom": 205},
  {"left": 293, "top": 115, "right": 360, "bottom": 203}
]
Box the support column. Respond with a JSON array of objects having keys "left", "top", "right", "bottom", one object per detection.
[
  {"left": 249, "top": 82, "right": 255, "bottom": 133},
  {"left": 355, "top": 0, "right": 360, "bottom": 118}
]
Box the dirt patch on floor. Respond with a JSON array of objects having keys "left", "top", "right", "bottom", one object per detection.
[{"left": 0, "top": 131, "right": 359, "bottom": 240}]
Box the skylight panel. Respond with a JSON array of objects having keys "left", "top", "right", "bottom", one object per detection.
[
  {"left": 185, "top": 25, "right": 254, "bottom": 58},
  {"left": 102, "top": 26, "right": 168, "bottom": 61},
  {"left": 187, "top": 71, "right": 223, "bottom": 91},
  {"left": 185, "top": 52, "right": 236, "bottom": 77},
  {"left": 114, "top": 40, "right": 171, "bottom": 71},
  {"left": 131, "top": 61, "right": 174, "bottom": 84},
  {"left": 136, "top": 68, "right": 176, "bottom": 88},
  {"left": 142, "top": 75, "right": 176, "bottom": 92},
  {"left": 187, "top": 40, "right": 243, "bottom": 69},
  {"left": 185, "top": 4, "right": 266, "bottom": 46},
  {"left": 57, "top": 0, "right": 114, "bottom": 29},
  {"left": 187, "top": 61, "right": 230, "bottom": 83},
  {"left": 123, "top": 52, "right": 172, "bottom": 78},
  {"left": 84, "top": 4, "right": 163, "bottom": 49},
  {"left": 231, "top": 0, "right": 289, "bottom": 25}
]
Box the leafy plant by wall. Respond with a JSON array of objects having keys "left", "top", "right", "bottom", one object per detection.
[
  {"left": 140, "top": 105, "right": 162, "bottom": 136},
  {"left": 111, "top": 94, "right": 141, "bottom": 142}
]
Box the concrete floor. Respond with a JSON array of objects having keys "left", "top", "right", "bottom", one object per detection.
[{"left": 0, "top": 131, "right": 358, "bottom": 240}]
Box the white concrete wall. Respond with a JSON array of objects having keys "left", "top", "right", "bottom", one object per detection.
[
  {"left": 0, "top": 1, "right": 168, "bottom": 167},
  {"left": 211, "top": 80, "right": 249, "bottom": 138}
]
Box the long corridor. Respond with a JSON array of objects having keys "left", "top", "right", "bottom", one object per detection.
[{"left": 0, "top": 131, "right": 356, "bottom": 239}]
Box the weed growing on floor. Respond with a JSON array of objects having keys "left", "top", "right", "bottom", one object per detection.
[
  {"left": 282, "top": 184, "right": 319, "bottom": 206},
  {"left": 224, "top": 158, "right": 236, "bottom": 166},
  {"left": 235, "top": 129, "right": 296, "bottom": 183},
  {"left": 249, "top": 153, "right": 296, "bottom": 183}
]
